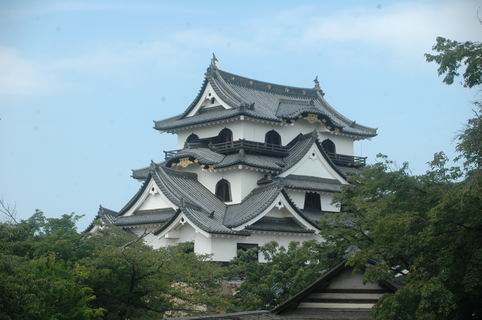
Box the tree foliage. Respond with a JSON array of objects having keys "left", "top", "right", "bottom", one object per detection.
[
  {"left": 425, "top": 37, "right": 482, "bottom": 88},
  {"left": 230, "top": 240, "right": 342, "bottom": 310},
  {"left": 0, "top": 212, "right": 229, "bottom": 320},
  {"left": 314, "top": 36, "right": 482, "bottom": 319}
]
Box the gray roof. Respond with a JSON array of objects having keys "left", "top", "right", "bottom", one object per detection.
[
  {"left": 114, "top": 208, "right": 175, "bottom": 227},
  {"left": 281, "top": 175, "right": 342, "bottom": 193},
  {"left": 154, "top": 66, "right": 377, "bottom": 138},
  {"left": 224, "top": 181, "right": 283, "bottom": 227},
  {"left": 83, "top": 206, "right": 118, "bottom": 233},
  {"left": 214, "top": 152, "right": 285, "bottom": 171},
  {"left": 166, "top": 148, "right": 225, "bottom": 166},
  {"left": 150, "top": 131, "right": 344, "bottom": 176},
  {"left": 91, "top": 164, "right": 326, "bottom": 234},
  {"left": 247, "top": 217, "right": 315, "bottom": 234},
  {"left": 95, "top": 135, "right": 347, "bottom": 234}
]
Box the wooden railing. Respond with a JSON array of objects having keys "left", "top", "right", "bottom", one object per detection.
[
  {"left": 164, "top": 149, "right": 181, "bottom": 159},
  {"left": 210, "top": 140, "right": 288, "bottom": 157},
  {"left": 163, "top": 140, "right": 367, "bottom": 167},
  {"left": 326, "top": 152, "right": 366, "bottom": 167}
]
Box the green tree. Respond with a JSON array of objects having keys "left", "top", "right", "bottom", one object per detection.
[
  {"left": 81, "top": 228, "right": 229, "bottom": 319},
  {"left": 425, "top": 37, "right": 482, "bottom": 88},
  {"left": 317, "top": 36, "right": 482, "bottom": 319},
  {"left": 0, "top": 212, "right": 103, "bottom": 320},
  {"left": 230, "top": 240, "right": 341, "bottom": 310},
  {"left": 0, "top": 212, "right": 230, "bottom": 320}
]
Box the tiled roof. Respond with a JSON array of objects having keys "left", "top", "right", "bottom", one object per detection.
[
  {"left": 166, "top": 148, "right": 225, "bottom": 166},
  {"left": 114, "top": 208, "right": 175, "bottom": 226},
  {"left": 224, "top": 181, "right": 283, "bottom": 227},
  {"left": 281, "top": 132, "right": 318, "bottom": 172},
  {"left": 151, "top": 166, "right": 246, "bottom": 235},
  {"left": 246, "top": 217, "right": 315, "bottom": 234},
  {"left": 281, "top": 175, "right": 342, "bottom": 192},
  {"left": 214, "top": 152, "right": 285, "bottom": 171},
  {"left": 154, "top": 66, "right": 376, "bottom": 138},
  {"left": 83, "top": 206, "right": 118, "bottom": 233},
  {"left": 92, "top": 136, "right": 346, "bottom": 234}
]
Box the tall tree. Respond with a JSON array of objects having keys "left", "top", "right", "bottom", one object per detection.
[
  {"left": 0, "top": 212, "right": 230, "bottom": 320},
  {"left": 317, "top": 36, "right": 482, "bottom": 319},
  {"left": 230, "top": 240, "right": 342, "bottom": 310}
]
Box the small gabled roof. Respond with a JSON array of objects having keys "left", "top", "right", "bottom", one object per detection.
[
  {"left": 154, "top": 63, "right": 377, "bottom": 138},
  {"left": 214, "top": 152, "right": 285, "bottom": 172},
  {"left": 114, "top": 208, "right": 175, "bottom": 227},
  {"left": 281, "top": 175, "right": 342, "bottom": 193},
  {"left": 166, "top": 148, "right": 224, "bottom": 166},
  {"left": 224, "top": 181, "right": 283, "bottom": 227},
  {"left": 83, "top": 205, "right": 119, "bottom": 233},
  {"left": 246, "top": 217, "right": 315, "bottom": 234},
  {"left": 272, "top": 260, "right": 399, "bottom": 315}
]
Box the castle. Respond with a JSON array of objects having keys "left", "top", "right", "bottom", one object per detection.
[{"left": 86, "top": 55, "right": 376, "bottom": 262}]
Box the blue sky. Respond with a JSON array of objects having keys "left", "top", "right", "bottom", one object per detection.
[{"left": 1, "top": 0, "right": 481, "bottom": 229}]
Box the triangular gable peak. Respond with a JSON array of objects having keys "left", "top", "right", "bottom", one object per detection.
[
  {"left": 280, "top": 137, "right": 348, "bottom": 185},
  {"left": 232, "top": 191, "right": 319, "bottom": 233},
  {"left": 120, "top": 177, "right": 177, "bottom": 217},
  {"left": 185, "top": 82, "right": 233, "bottom": 117},
  {"left": 273, "top": 261, "right": 398, "bottom": 315},
  {"left": 154, "top": 211, "right": 210, "bottom": 239}
]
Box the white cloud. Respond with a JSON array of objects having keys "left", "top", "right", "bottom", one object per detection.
[
  {"left": 300, "top": 1, "right": 482, "bottom": 55},
  {"left": 0, "top": 47, "right": 57, "bottom": 96},
  {"left": 1, "top": 0, "right": 480, "bottom": 97}
]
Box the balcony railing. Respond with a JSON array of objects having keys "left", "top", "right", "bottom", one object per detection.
[
  {"left": 210, "top": 140, "right": 288, "bottom": 157},
  {"left": 164, "top": 149, "right": 182, "bottom": 159},
  {"left": 163, "top": 140, "right": 367, "bottom": 167},
  {"left": 326, "top": 152, "right": 366, "bottom": 167}
]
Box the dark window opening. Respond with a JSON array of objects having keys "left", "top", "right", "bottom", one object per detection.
[
  {"left": 265, "top": 130, "right": 282, "bottom": 146},
  {"left": 214, "top": 128, "right": 233, "bottom": 144},
  {"left": 304, "top": 192, "right": 321, "bottom": 212},
  {"left": 237, "top": 243, "right": 259, "bottom": 261},
  {"left": 215, "top": 179, "right": 231, "bottom": 202},
  {"left": 322, "top": 139, "right": 336, "bottom": 154},
  {"left": 186, "top": 133, "right": 199, "bottom": 143}
]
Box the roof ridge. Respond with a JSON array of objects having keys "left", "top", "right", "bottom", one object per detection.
[
  {"left": 218, "top": 69, "right": 319, "bottom": 98},
  {"left": 160, "top": 165, "right": 198, "bottom": 179}
]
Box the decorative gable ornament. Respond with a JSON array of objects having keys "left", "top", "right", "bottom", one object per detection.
[
  {"left": 305, "top": 113, "right": 320, "bottom": 124},
  {"left": 149, "top": 186, "right": 159, "bottom": 195},
  {"left": 275, "top": 200, "right": 285, "bottom": 210},
  {"left": 178, "top": 158, "right": 193, "bottom": 168}
]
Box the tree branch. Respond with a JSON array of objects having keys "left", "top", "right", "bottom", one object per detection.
[
  {"left": 121, "top": 228, "right": 150, "bottom": 249},
  {"left": 0, "top": 198, "right": 18, "bottom": 224}
]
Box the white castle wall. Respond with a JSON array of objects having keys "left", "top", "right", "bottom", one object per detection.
[
  {"left": 287, "top": 189, "right": 340, "bottom": 212},
  {"left": 184, "top": 165, "right": 263, "bottom": 204},
  {"left": 176, "top": 120, "right": 354, "bottom": 155}
]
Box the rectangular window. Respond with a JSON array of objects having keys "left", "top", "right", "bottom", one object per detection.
[
  {"left": 304, "top": 192, "right": 322, "bottom": 212},
  {"left": 237, "top": 243, "right": 259, "bottom": 261}
]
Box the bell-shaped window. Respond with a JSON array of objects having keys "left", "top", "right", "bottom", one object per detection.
[
  {"left": 215, "top": 128, "right": 233, "bottom": 144},
  {"left": 265, "top": 130, "right": 282, "bottom": 146},
  {"left": 215, "top": 179, "right": 231, "bottom": 202},
  {"left": 186, "top": 133, "right": 199, "bottom": 143},
  {"left": 304, "top": 192, "right": 321, "bottom": 212},
  {"left": 321, "top": 139, "right": 336, "bottom": 154}
]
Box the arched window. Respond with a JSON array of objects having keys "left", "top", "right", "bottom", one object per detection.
[
  {"left": 304, "top": 192, "right": 321, "bottom": 212},
  {"left": 215, "top": 128, "right": 233, "bottom": 144},
  {"left": 321, "top": 139, "right": 336, "bottom": 154},
  {"left": 186, "top": 133, "right": 199, "bottom": 143},
  {"left": 265, "top": 130, "right": 282, "bottom": 146},
  {"left": 215, "top": 179, "right": 231, "bottom": 202}
]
